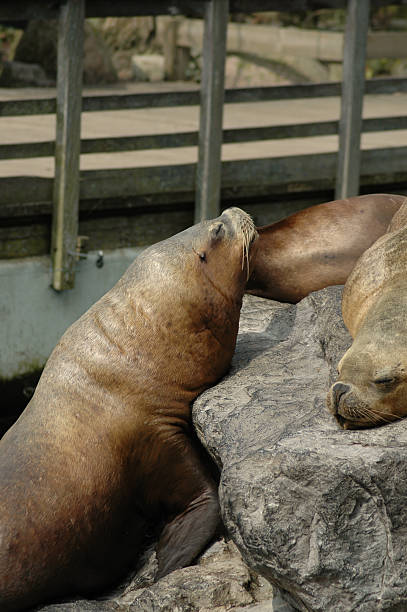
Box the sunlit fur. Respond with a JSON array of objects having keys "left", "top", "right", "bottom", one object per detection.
[
  {"left": 327, "top": 204, "right": 407, "bottom": 430},
  {"left": 240, "top": 212, "right": 256, "bottom": 278},
  {"left": 0, "top": 207, "right": 258, "bottom": 612}
]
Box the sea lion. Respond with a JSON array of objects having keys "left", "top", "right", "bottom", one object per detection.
[
  {"left": 246, "top": 193, "right": 405, "bottom": 303},
  {"left": 327, "top": 200, "right": 407, "bottom": 429},
  {"left": 0, "top": 207, "right": 258, "bottom": 612}
]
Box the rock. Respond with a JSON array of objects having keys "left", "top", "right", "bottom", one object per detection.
[
  {"left": 36, "top": 539, "right": 274, "bottom": 611},
  {"left": 83, "top": 22, "right": 118, "bottom": 85},
  {"left": 99, "top": 17, "right": 158, "bottom": 81},
  {"left": 101, "top": 17, "right": 156, "bottom": 54},
  {"left": 0, "top": 60, "right": 52, "bottom": 87},
  {"left": 11, "top": 19, "right": 117, "bottom": 85},
  {"left": 131, "top": 54, "right": 165, "bottom": 82},
  {"left": 37, "top": 602, "right": 117, "bottom": 611},
  {"left": 193, "top": 288, "right": 407, "bottom": 611},
  {"left": 13, "top": 20, "right": 57, "bottom": 81}
]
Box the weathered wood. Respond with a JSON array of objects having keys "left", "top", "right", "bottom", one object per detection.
[
  {"left": 0, "top": 0, "right": 402, "bottom": 20},
  {"left": 163, "top": 18, "right": 179, "bottom": 80},
  {"left": 2, "top": 78, "right": 407, "bottom": 117},
  {"left": 2, "top": 143, "right": 407, "bottom": 260},
  {"left": 2, "top": 115, "right": 407, "bottom": 161},
  {"left": 1, "top": 146, "right": 407, "bottom": 211},
  {"left": 335, "top": 0, "right": 370, "bottom": 199},
  {"left": 195, "top": 0, "right": 229, "bottom": 223},
  {"left": 51, "top": 0, "right": 85, "bottom": 291}
]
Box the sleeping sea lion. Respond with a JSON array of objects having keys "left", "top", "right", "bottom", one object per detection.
[{"left": 327, "top": 200, "right": 407, "bottom": 429}]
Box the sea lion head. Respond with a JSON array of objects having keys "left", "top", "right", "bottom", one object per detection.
[
  {"left": 117, "top": 207, "right": 258, "bottom": 386},
  {"left": 132, "top": 206, "right": 258, "bottom": 302},
  {"left": 327, "top": 338, "right": 407, "bottom": 429},
  {"left": 188, "top": 206, "right": 258, "bottom": 289}
]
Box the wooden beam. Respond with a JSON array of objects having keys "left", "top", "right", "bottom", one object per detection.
[
  {"left": 0, "top": 0, "right": 402, "bottom": 20},
  {"left": 335, "top": 0, "right": 370, "bottom": 199},
  {"left": 2, "top": 144, "right": 407, "bottom": 220},
  {"left": 0, "top": 1, "right": 302, "bottom": 20},
  {"left": 3, "top": 78, "right": 407, "bottom": 118},
  {"left": 195, "top": 0, "right": 229, "bottom": 223},
  {"left": 51, "top": 0, "right": 84, "bottom": 291}
]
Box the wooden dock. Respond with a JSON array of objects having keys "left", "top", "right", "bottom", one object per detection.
[
  {"left": 2, "top": 82, "right": 407, "bottom": 178},
  {"left": 1, "top": 0, "right": 399, "bottom": 291}
]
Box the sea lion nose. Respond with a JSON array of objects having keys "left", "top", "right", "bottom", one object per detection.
[{"left": 332, "top": 382, "right": 351, "bottom": 409}]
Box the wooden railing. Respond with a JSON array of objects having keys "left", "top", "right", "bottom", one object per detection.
[{"left": 1, "top": 0, "right": 406, "bottom": 289}]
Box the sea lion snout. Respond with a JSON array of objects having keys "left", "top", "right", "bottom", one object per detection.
[
  {"left": 327, "top": 381, "right": 352, "bottom": 417},
  {"left": 331, "top": 381, "right": 351, "bottom": 409},
  {"left": 327, "top": 380, "right": 363, "bottom": 428}
]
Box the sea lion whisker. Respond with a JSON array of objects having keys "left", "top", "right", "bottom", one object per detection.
[
  {"left": 241, "top": 224, "right": 253, "bottom": 280},
  {"left": 241, "top": 226, "right": 248, "bottom": 271},
  {"left": 367, "top": 406, "right": 403, "bottom": 422},
  {"left": 355, "top": 404, "right": 388, "bottom": 424},
  {"left": 350, "top": 405, "right": 378, "bottom": 424}
]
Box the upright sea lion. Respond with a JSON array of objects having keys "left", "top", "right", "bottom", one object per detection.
[
  {"left": 327, "top": 200, "right": 407, "bottom": 429},
  {"left": 0, "top": 207, "right": 258, "bottom": 612},
  {"left": 246, "top": 193, "right": 405, "bottom": 303}
]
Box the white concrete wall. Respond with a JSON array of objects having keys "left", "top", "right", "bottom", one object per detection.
[{"left": 0, "top": 247, "right": 144, "bottom": 380}]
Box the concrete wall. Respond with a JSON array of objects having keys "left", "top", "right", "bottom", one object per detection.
[{"left": 0, "top": 247, "right": 144, "bottom": 380}]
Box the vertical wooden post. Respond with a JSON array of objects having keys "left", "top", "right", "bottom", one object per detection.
[
  {"left": 51, "top": 0, "right": 84, "bottom": 291},
  {"left": 335, "top": 0, "right": 370, "bottom": 199},
  {"left": 163, "top": 17, "right": 178, "bottom": 80},
  {"left": 195, "top": 0, "right": 229, "bottom": 224}
]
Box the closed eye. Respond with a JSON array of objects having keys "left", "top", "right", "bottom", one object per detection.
[{"left": 373, "top": 376, "right": 397, "bottom": 388}]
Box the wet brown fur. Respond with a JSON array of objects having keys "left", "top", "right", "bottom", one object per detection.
[
  {"left": 246, "top": 194, "right": 405, "bottom": 303},
  {"left": 327, "top": 199, "right": 407, "bottom": 429},
  {"left": 0, "top": 208, "right": 257, "bottom": 611}
]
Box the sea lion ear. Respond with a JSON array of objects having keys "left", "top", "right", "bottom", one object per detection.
[{"left": 210, "top": 222, "right": 225, "bottom": 241}]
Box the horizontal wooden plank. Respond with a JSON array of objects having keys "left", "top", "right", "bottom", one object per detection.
[
  {"left": 1, "top": 145, "right": 407, "bottom": 212},
  {"left": 0, "top": 176, "right": 52, "bottom": 207},
  {"left": 3, "top": 115, "right": 407, "bottom": 160},
  {"left": 2, "top": 78, "right": 407, "bottom": 117},
  {"left": 0, "top": 1, "right": 207, "bottom": 20},
  {"left": 0, "top": 98, "right": 56, "bottom": 117},
  {"left": 0, "top": 0, "right": 402, "bottom": 20}
]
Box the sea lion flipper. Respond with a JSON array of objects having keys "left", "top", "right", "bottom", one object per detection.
[
  {"left": 156, "top": 487, "right": 219, "bottom": 579},
  {"left": 155, "top": 439, "right": 220, "bottom": 579}
]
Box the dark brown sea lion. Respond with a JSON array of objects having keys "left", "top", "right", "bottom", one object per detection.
[
  {"left": 0, "top": 207, "right": 257, "bottom": 612},
  {"left": 246, "top": 193, "right": 405, "bottom": 303},
  {"left": 327, "top": 200, "right": 407, "bottom": 429}
]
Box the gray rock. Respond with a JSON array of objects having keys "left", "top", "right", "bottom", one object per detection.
[
  {"left": 0, "top": 60, "right": 52, "bottom": 87},
  {"left": 11, "top": 19, "right": 117, "bottom": 85},
  {"left": 37, "top": 602, "right": 118, "bottom": 611},
  {"left": 131, "top": 54, "right": 165, "bottom": 82},
  {"left": 36, "top": 539, "right": 274, "bottom": 611},
  {"left": 193, "top": 288, "right": 407, "bottom": 611}
]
